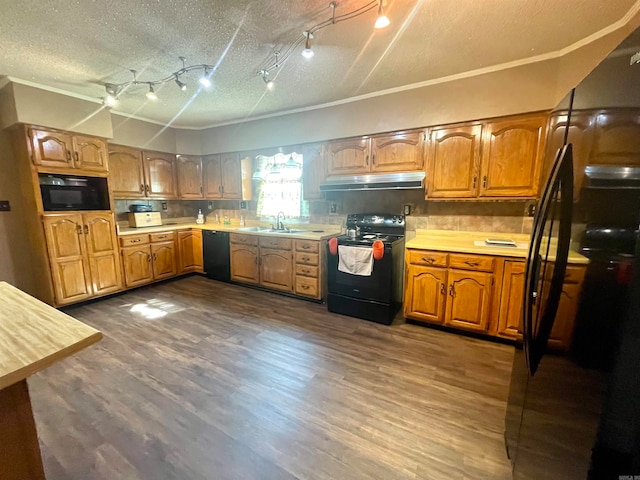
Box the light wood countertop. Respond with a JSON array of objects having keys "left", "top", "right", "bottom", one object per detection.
[
  {"left": 0, "top": 282, "right": 102, "bottom": 390},
  {"left": 406, "top": 229, "right": 589, "bottom": 265}
]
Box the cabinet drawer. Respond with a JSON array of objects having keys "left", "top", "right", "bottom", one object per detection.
[
  {"left": 407, "top": 249, "right": 448, "bottom": 267},
  {"left": 296, "top": 276, "right": 319, "bottom": 298},
  {"left": 120, "top": 234, "right": 150, "bottom": 247},
  {"left": 229, "top": 233, "right": 259, "bottom": 246},
  {"left": 296, "top": 252, "right": 319, "bottom": 266},
  {"left": 563, "top": 265, "right": 586, "bottom": 284},
  {"left": 295, "top": 264, "right": 319, "bottom": 278},
  {"left": 150, "top": 231, "right": 176, "bottom": 243},
  {"left": 295, "top": 240, "right": 319, "bottom": 253},
  {"left": 260, "top": 237, "right": 292, "bottom": 250},
  {"left": 449, "top": 253, "right": 494, "bottom": 272}
]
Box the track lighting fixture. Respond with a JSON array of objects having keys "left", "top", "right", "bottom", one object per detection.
[
  {"left": 257, "top": 1, "right": 391, "bottom": 88},
  {"left": 260, "top": 70, "right": 275, "bottom": 90},
  {"left": 100, "top": 57, "right": 214, "bottom": 104},
  {"left": 301, "top": 32, "right": 314, "bottom": 59},
  {"left": 145, "top": 84, "right": 158, "bottom": 101},
  {"left": 374, "top": 0, "right": 390, "bottom": 29}
]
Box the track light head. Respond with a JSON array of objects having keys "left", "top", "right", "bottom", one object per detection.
[
  {"left": 175, "top": 76, "right": 187, "bottom": 91},
  {"left": 103, "top": 94, "right": 118, "bottom": 107},
  {"left": 375, "top": 1, "right": 390, "bottom": 29},
  {"left": 199, "top": 67, "right": 212, "bottom": 87},
  {"left": 260, "top": 70, "right": 275, "bottom": 90},
  {"left": 301, "top": 32, "right": 315, "bottom": 59},
  {"left": 146, "top": 84, "right": 158, "bottom": 101}
]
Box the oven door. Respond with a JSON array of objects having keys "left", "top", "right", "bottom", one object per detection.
[{"left": 326, "top": 243, "right": 393, "bottom": 302}]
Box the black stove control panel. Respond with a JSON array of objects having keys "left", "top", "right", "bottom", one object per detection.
[{"left": 345, "top": 213, "right": 405, "bottom": 227}]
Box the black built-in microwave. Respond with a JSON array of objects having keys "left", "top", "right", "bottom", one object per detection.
[{"left": 39, "top": 174, "right": 110, "bottom": 211}]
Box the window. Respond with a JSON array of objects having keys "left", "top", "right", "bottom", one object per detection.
[{"left": 255, "top": 152, "right": 309, "bottom": 220}]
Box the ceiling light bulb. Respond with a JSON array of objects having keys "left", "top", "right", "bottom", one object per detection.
[
  {"left": 175, "top": 77, "right": 187, "bottom": 91},
  {"left": 200, "top": 68, "right": 212, "bottom": 87},
  {"left": 146, "top": 85, "right": 158, "bottom": 101},
  {"left": 266, "top": 79, "right": 275, "bottom": 90},
  {"left": 374, "top": 1, "right": 390, "bottom": 29},
  {"left": 301, "top": 32, "right": 314, "bottom": 59},
  {"left": 104, "top": 94, "right": 118, "bottom": 107}
]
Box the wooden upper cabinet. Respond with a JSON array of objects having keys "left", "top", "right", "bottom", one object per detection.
[
  {"left": 109, "top": 145, "right": 145, "bottom": 198},
  {"left": 72, "top": 135, "right": 108, "bottom": 172},
  {"left": 544, "top": 111, "right": 594, "bottom": 200},
  {"left": 83, "top": 212, "right": 123, "bottom": 296},
  {"left": 444, "top": 269, "right": 493, "bottom": 333},
  {"left": 427, "top": 124, "right": 482, "bottom": 198},
  {"left": 480, "top": 113, "right": 546, "bottom": 198},
  {"left": 497, "top": 260, "right": 525, "bottom": 339},
  {"left": 327, "top": 137, "right": 370, "bottom": 175},
  {"left": 203, "top": 155, "right": 223, "bottom": 198},
  {"left": 30, "top": 128, "right": 75, "bottom": 169},
  {"left": 220, "top": 153, "right": 242, "bottom": 199},
  {"left": 143, "top": 151, "right": 178, "bottom": 199},
  {"left": 29, "top": 128, "right": 108, "bottom": 172},
  {"left": 590, "top": 110, "right": 640, "bottom": 165},
  {"left": 301, "top": 143, "right": 326, "bottom": 200},
  {"left": 370, "top": 130, "right": 425, "bottom": 173},
  {"left": 177, "top": 156, "right": 203, "bottom": 199}
]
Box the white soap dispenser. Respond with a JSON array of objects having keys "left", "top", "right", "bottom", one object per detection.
[{"left": 196, "top": 209, "right": 205, "bottom": 225}]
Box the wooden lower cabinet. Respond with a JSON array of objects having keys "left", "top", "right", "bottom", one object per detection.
[
  {"left": 230, "top": 243, "right": 260, "bottom": 284},
  {"left": 151, "top": 241, "right": 177, "bottom": 280},
  {"left": 294, "top": 239, "right": 321, "bottom": 299},
  {"left": 42, "top": 212, "right": 123, "bottom": 305},
  {"left": 444, "top": 269, "right": 493, "bottom": 332},
  {"left": 548, "top": 279, "right": 582, "bottom": 350},
  {"left": 403, "top": 265, "right": 446, "bottom": 323},
  {"left": 260, "top": 248, "right": 293, "bottom": 292},
  {"left": 121, "top": 245, "right": 153, "bottom": 287},
  {"left": 119, "top": 231, "right": 178, "bottom": 287},
  {"left": 496, "top": 260, "right": 526, "bottom": 339},
  {"left": 177, "top": 229, "right": 203, "bottom": 273}
]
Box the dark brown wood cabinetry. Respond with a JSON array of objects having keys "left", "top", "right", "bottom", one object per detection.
[
  {"left": 29, "top": 128, "right": 108, "bottom": 172},
  {"left": 109, "top": 145, "right": 177, "bottom": 199}
]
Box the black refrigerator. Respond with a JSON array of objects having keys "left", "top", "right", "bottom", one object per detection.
[{"left": 505, "top": 28, "right": 640, "bottom": 480}]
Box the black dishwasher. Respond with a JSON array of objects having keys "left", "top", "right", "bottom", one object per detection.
[{"left": 203, "top": 231, "right": 230, "bottom": 282}]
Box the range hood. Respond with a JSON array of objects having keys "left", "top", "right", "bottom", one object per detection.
[
  {"left": 583, "top": 165, "right": 640, "bottom": 189},
  {"left": 320, "top": 172, "right": 426, "bottom": 192}
]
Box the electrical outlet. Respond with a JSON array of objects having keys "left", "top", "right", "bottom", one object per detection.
[
  {"left": 161, "top": 202, "right": 168, "bottom": 211},
  {"left": 239, "top": 201, "right": 247, "bottom": 210},
  {"left": 526, "top": 203, "right": 536, "bottom": 217},
  {"left": 403, "top": 204, "right": 411, "bottom": 216},
  {"left": 207, "top": 201, "right": 213, "bottom": 210},
  {"left": 329, "top": 202, "right": 338, "bottom": 214},
  {"left": 0, "top": 200, "right": 10, "bottom": 212}
]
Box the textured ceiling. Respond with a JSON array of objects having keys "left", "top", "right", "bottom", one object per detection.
[{"left": 0, "top": 0, "right": 638, "bottom": 128}]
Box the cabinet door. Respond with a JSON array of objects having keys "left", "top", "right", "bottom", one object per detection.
[
  {"left": 480, "top": 113, "right": 546, "bottom": 197},
  {"left": 30, "top": 128, "right": 74, "bottom": 168},
  {"left": 260, "top": 248, "right": 293, "bottom": 292},
  {"left": 326, "top": 137, "right": 370, "bottom": 175},
  {"left": 301, "top": 143, "right": 326, "bottom": 200},
  {"left": 109, "top": 145, "right": 146, "bottom": 198},
  {"left": 427, "top": 124, "right": 482, "bottom": 198},
  {"left": 371, "top": 130, "right": 425, "bottom": 172},
  {"left": 496, "top": 260, "right": 525, "bottom": 339},
  {"left": 73, "top": 135, "right": 109, "bottom": 172},
  {"left": 143, "top": 151, "right": 178, "bottom": 199},
  {"left": 203, "top": 155, "right": 223, "bottom": 199},
  {"left": 544, "top": 112, "right": 594, "bottom": 200},
  {"left": 177, "top": 156, "right": 204, "bottom": 199},
  {"left": 177, "top": 229, "right": 203, "bottom": 273},
  {"left": 230, "top": 244, "right": 259, "bottom": 284},
  {"left": 42, "top": 214, "right": 92, "bottom": 304},
  {"left": 220, "top": 153, "right": 242, "bottom": 199},
  {"left": 403, "top": 264, "right": 447, "bottom": 324},
  {"left": 445, "top": 269, "right": 493, "bottom": 332},
  {"left": 589, "top": 110, "right": 640, "bottom": 165},
  {"left": 547, "top": 283, "right": 581, "bottom": 351},
  {"left": 121, "top": 245, "right": 153, "bottom": 287},
  {"left": 83, "top": 212, "right": 123, "bottom": 296},
  {"left": 151, "top": 241, "right": 177, "bottom": 280}
]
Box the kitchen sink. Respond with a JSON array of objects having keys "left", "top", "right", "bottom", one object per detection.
[
  {"left": 237, "top": 227, "right": 269, "bottom": 232},
  {"left": 237, "top": 227, "right": 307, "bottom": 234}
]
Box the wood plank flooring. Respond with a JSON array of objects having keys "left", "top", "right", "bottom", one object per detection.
[{"left": 28, "top": 275, "right": 514, "bottom": 479}]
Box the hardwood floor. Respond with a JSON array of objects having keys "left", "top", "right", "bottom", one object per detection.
[{"left": 29, "top": 275, "right": 514, "bottom": 479}]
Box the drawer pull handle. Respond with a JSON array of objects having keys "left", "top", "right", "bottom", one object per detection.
[
  {"left": 301, "top": 284, "right": 309, "bottom": 290},
  {"left": 302, "top": 269, "right": 309, "bottom": 274},
  {"left": 465, "top": 261, "right": 479, "bottom": 267},
  {"left": 132, "top": 239, "right": 141, "bottom": 243},
  {"left": 302, "top": 257, "right": 309, "bottom": 262},
  {"left": 422, "top": 257, "right": 435, "bottom": 263},
  {"left": 302, "top": 245, "right": 310, "bottom": 249}
]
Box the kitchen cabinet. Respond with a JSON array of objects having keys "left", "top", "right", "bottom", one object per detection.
[
  {"left": 177, "top": 229, "right": 203, "bottom": 273},
  {"left": 496, "top": 260, "right": 525, "bottom": 339},
  {"left": 589, "top": 109, "right": 640, "bottom": 165},
  {"left": 301, "top": 143, "right": 326, "bottom": 200},
  {"left": 426, "top": 123, "right": 482, "bottom": 198},
  {"left": 259, "top": 237, "right": 293, "bottom": 293},
  {"left": 109, "top": 145, "right": 178, "bottom": 199},
  {"left": 294, "top": 239, "right": 321, "bottom": 299},
  {"left": 203, "top": 153, "right": 242, "bottom": 199},
  {"left": 29, "top": 127, "right": 108, "bottom": 172},
  {"left": 119, "top": 231, "right": 177, "bottom": 287},
  {"left": 326, "top": 130, "right": 425, "bottom": 176},
  {"left": 479, "top": 113, "right": 547, "bottom": 198},
  {"left": 404, "top": 250, "right": 495, "bottom": 334},
  {"left": 229, "top": 234, "right": 260, "bottom": 284},
  {"left": 177, "top": 156, "right": 204, "bottom": 199},
  {"left": 42, "top": 212, "right": 123, "bottom": 305}
]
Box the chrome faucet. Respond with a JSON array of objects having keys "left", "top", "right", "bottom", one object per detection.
[{"left": 276, "top": 211, "right": 286, "bottom": 230}]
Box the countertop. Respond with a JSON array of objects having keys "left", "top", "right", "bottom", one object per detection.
[
  {"left": 117, "top": 220, "right": 342, "bottom": 241},
  {"left": 0, "top": 282, "right": 102, "bottom": 390},
  {"left": 406, "top": 229, "right": 589, "bottom": 265}
]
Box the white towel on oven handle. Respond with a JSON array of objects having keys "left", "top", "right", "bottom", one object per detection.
[{"left": 337, "top": 245, "right": 374, "bottom": 276}]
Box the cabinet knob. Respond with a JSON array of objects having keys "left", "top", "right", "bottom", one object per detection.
[
  {"left": 440, "top": 283, "right": 445, "bottom": 295},
  {"left": 145, "top": 184, "right": 150, "bottom": 194},
  {"left": 83, "top": 225, "right": 89, "bottom": 234},
  {"left": 76, "top": 225, "right": 82, "bottom": 235},
  {"left": 449, "top": 284, "right": 455, "bottom": 297},
  {"left": 147, "top": 254, "right": 152, "bottom": 262},
  {"left": 140, "top": 184, "right": 145, "bottom": 193},
  {"left": 153, "top": 253, "right": 157, "bottom": 261}
]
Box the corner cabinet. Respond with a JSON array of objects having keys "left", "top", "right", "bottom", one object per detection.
[
  {"left": 29, "top": 127, "right": 108, "bottom": 172},
  {"left": 42, "top": 212, "right": 123, "bottom": 305},
  {"left": 326, "top": 129, "right": 426, "bottom": 175}
]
